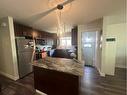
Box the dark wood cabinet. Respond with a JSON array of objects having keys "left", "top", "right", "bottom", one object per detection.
[
  {"left": 14, "top": 22, "right": 33, "bottom": 37},
  {"left": 71, "top": 26, "right": 78, "bottom": 46},
  {"left": 71, "top": 26, "right": 78, "bottom": 59},
  {"left": 34, "top": 66, "right": 80, "bottom": 95},
  {"left": 0, "top": 83, "right": 1, "bottom": 92},
  {"left": 13, "top": 22, "right": 57, "bottom": 45},
  {"left": 14, "top": 23, "right": 23, "bottom": 36}
]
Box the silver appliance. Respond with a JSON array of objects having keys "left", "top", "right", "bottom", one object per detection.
[{"left": 15, "top": 37, "right": 33, "bottom": 78}]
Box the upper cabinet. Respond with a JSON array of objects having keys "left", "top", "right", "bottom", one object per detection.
[
  {"left": 13, "top": 22, "right": 57, "bottom": 46},
  {"left": 14, "top": 22, "right": 57, "bottom": 39},
  {"left": 14, "top": 23, "right": 23, "bottom": 36},
  {"left": 71, "top": 26, "right": 78, "bottom": 46},
  {"left": 14, "top": 22, "right": 33, "bottom": 37}
]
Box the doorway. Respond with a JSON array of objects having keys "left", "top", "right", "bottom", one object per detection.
[{"left": 82, "top": 32, "right": 97, "bottom": 66}]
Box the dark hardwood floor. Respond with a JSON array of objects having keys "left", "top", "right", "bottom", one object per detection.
[
  {"left": 0, "top": 73, "right": 35, "bottom": 95},
  {"left": 0, "top": 66, "right": 126, "bottom": 95},
  {"left": 80, "top": 67, "right": 126, "bottom": 95}
]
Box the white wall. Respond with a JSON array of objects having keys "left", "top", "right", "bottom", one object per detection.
[
  {"left": 125, "top": 0, "right": 127, "bottom": 67},
  {"left": 101, "top": 1, "right": 126, "bottom": 75},
  {"left": 78, "top": 25, "right": 84, "bottom": 62},
  {"left": 115, "top": 24, "right": 126, "bottom": 68},
  {"left": 95, "top": 31, "right": 103, "bottom": 75},
  {"left": 0, "top": 17, "right": 19, "bottom": 80}
]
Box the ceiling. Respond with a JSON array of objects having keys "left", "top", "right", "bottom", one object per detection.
[{"left": 0, "top": 0, "right": 125, "bottom": 33}]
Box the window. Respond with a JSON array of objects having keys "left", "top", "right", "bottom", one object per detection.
[{"left": 59, "top": 37, "right": 71, "bottom": 48}]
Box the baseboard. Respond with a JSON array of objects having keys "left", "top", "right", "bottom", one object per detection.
[
  {"left": 98, "top": 70, "right": 105, "bottom": 77},
  {"left": 0, "top": 70, "right": 19, "bottom": 80},
  {"left": 96, "top": 68, "right": 105, "bottom": 77},
  {"left": 36, "top": 89, "right": 47, "bottom": 95},
  {"left": 115, "top": 66, "right": 127, "bottom": 69}
]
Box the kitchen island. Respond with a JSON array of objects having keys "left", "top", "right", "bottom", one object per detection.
[{"left": 33, "top": 57, "right": 83, "bottom": 95}]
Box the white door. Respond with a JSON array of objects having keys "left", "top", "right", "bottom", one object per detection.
[{"left": 82, "top": 32, "right": 96, "bottom": 66}]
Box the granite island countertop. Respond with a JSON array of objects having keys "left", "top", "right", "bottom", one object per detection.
[{"left": 32, "top": 57, "right": 84, "bottom": 76}]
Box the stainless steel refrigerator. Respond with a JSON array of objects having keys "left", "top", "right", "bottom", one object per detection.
[{"left": 15, "top": 37, "right": 33, "bottom": 78}]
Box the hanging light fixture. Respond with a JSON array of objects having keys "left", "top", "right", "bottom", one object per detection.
[
  {"left": 56, "top": 10, "right": 64, "bottom": 37},
  {"left": 48, "top": 0, "right": 72, "bottom": 37},
  {"left": 48, "top": 0, "right": 71, "bottom": 12}
]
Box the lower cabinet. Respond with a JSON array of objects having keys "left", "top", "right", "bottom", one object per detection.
[{"left": 33, "top": 66, "right": 80, "bottom": 95}]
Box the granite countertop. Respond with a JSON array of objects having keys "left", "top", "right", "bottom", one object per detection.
[{"left": 32, "top": 57, "right": 84, "bottom": 76}]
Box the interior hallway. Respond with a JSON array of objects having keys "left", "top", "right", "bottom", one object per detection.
[{"left": 0, "top": 66, "right": 126, "bottom": 95}]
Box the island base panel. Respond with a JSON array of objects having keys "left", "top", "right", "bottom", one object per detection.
[{"left": 34, "top": 66, "right": 79, "bottom": 95}]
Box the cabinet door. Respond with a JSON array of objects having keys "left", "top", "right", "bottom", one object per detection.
[
  {"left": 14, "top": 23, "right": 23, "bottom": 36},
  {"left": 34, "top": 66, "right": 79, "bottom": 95},
  {"left": 26, "top": 28, "right": 33, "bottom": 37},
  {"left": 71, "top": 29, "right": 77, "bottom": 45}
]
